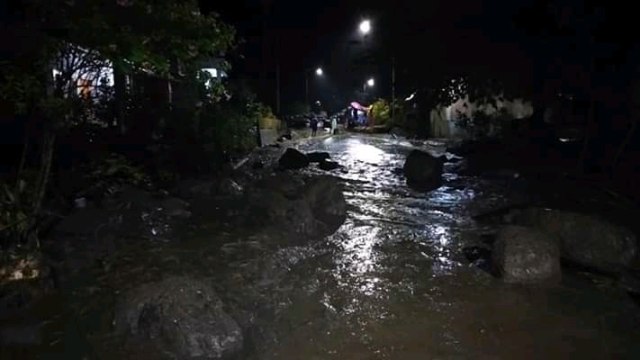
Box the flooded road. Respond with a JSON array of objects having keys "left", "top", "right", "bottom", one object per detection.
[
  {"left": 247, "top": 134, "right": 640, "bottom": 359},
  {"left": 5, "top": 134, "right": 640, "bottom": 359}
]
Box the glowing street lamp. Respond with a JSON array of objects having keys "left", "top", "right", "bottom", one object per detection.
[
  {"left": 362, "top": 77, "right": 375, "bottom": 101},
  {"left": 359, "top": 19, "right": 371, "bottom": 35},
  {"left": 316, "top": 67, "right": 323, "bottom": 76}
]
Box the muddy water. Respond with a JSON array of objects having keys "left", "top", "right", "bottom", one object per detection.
[
  {"left": 249, "top": 135, "right": 640, "bottom": 359},
  {"left": 5, "top": 134, "right": 640, "bottom": 359}
]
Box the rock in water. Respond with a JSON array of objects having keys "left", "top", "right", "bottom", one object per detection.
[
  {"left": 403, "top": 149, "right": 443, "bottom": 191},
  {"left": 319, "top": 160, "right": 340, "bottom": 171},
  {"left": 512, "top": 208, "right": 638, "bottom": 273},
  {"left": 492, "top": 226, "right": 561, "bottom": 284},
  {"left": 278, "top": 148, "right": 309, "bottom": 170},
  {"left": 306, "top": 151, "right": 331, "bottom": 163},
  {"left": 115, "top": 277, "right": 243, "bottom": 359},
  {"left": 303, "top": 176, "right": 347, "bottom": 234}
]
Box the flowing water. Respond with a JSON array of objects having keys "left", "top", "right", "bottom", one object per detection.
[
  {"left": 248, "top": 134, "right": 640, "bottom": 359},
  {"left": 3, "top": 134, "right": 640, "bottom": 359}
]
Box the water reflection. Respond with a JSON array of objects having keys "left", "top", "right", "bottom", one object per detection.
[
  {"left": 285, "top": 134, "right": 640, "bottom": 359},
  {"left": 346, "top": 139, "right": 386, "bottom": 164},
  {"left": 337, "top": 225, "right": 380, "bottom": 276}
]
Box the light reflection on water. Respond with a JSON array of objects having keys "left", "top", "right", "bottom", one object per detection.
[
  {"left": 346, "top": 139, "right": 387, "bottom": 164},
  {"left": 285, "top": 134, "right": 640, "bottom": 359}
]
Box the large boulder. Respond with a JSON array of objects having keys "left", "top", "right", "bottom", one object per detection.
[
  {"left": 306, "top": 152, "right": 331, "bottom": 163},
  {"left": 403, "top": 149, "right": 443, "bottom": 191},
  {"left": 492, "top": 226, "right": 561, "bottom": 284},
  {"left": 303, "top": 176, "right": 347, "bottom": 234},
  {"left": 278, "top": 148, "right": 309, "bottom": 170},
  {"left": 115, "top": 277, "right": 243, "bottom": 359},
  {"left": 512, "top": 208, "right": 638, "bottom": 273},
  {"left": 256, "top": 173, "right": 306, "bottom": 199},
  {"left": 319, "top": 160, "right": 340, "bottom": 171},
  {"left": 245, "top": 175, "right": 347, "bottom": 238}
]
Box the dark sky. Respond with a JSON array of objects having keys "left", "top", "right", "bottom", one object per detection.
[{"left": 201, "top": 0, "right": 636, "bottom": 112}]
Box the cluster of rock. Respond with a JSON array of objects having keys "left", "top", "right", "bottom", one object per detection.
[
  {"left": 278, "top": 148, "right": 341, "bottom": 171},
  {"left": 487, "top": 207, "right": 637, "bottom": 284}
]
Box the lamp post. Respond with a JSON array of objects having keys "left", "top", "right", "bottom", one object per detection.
[
  {"left": 362, "top": 77, "right": 374, "bottom": 101},
  {"left": 356, "top": 19, "right": 396, "bottom": 120},
  {"left": 305, "top": 67, "right": 323, "bottom": 109}
]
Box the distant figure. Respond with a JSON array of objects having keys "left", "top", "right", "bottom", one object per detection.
[
  {"left": 331, "top": 117, "right": 338, "bottom": 135},
  {"left": 310, "top": 117, "right": 318, "bottom": 136}
]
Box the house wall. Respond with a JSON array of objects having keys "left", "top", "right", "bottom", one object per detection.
[{"left": 430, "top": 95, "right": 533, "bottom": 139}]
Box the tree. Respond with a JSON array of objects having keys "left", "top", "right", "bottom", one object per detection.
[{"left": 0, "top": 0, "right": 236, "bottom": 246}]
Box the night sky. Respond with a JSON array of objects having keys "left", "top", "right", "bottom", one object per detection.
[{"left": 201, "top": 0, "right": 636, "bottom": 113}]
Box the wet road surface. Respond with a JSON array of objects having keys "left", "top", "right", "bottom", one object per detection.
[
  {"left": 250, "top": 134, "right": 640, "bottom": 359},
  {"left": 7, "top": 134, "right": 640, "bottom": 359}
]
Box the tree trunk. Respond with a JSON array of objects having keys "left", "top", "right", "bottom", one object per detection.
[
  {"left": 29, "top": 130, "right": 55, "bottom": 245},
  {"left": 16, "top": 128, "right": 30, "bottom": 183}
]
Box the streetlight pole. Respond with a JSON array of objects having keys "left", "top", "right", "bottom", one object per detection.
[
  {"left": 391, "top": 56, "right": 396, "bottom": 120},
  {"left": 305, "top": 73, "right": 309, "bottom": 108},
  {"left": 358, "top": 19, "right": 397, "bottom": 121},
  {"left": 305, "top": 67, "right": 323, "bottom": 110}
]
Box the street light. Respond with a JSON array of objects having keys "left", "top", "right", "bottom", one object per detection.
[
  {"left": 316, "top": 67, "right": 323, "bottom": 76},
  {"left": 359, "top": 19, "right": 371, "bottom": 35},
  {"left": 362, "top": 77, "right": 375, "bottom": 101},
  {"left": 356, "top": 18, "right": 396, "bottom": 121}
]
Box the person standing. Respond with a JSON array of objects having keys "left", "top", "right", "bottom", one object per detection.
[
  {"left": 310, "top": 117, "right": 318, "bottom": 136},
  {"left": 331, "top": 116, "right": 338, "bottom": 135}
]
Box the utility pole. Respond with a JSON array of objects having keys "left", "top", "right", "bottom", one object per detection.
[
  {"left": 391, "top": 56, "right": 396, "bottom": 121},
  {"left": 305, "top": 73, "right": 309, "bottom": 109},
  {"left": 276, "top": 61, "right": 281, "bottom": 114}
]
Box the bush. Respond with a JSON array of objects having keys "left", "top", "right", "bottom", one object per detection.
[
  {"left": 0, "top": 180, "right": 32, "bottom": 245},
  {"left": 370, "top": 99, "right": 391, "bottom": 126},
  {"left": 87, "top": 153, "right": 151, "bottom": 196}
]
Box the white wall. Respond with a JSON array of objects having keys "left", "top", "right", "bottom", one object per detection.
[{"left": 430, "top": 95, "right": 533, "bottom": 139}]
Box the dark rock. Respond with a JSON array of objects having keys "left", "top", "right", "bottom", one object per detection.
[
  {"left": 245, "top": 190, "right": 319, "bottom": 237},
  {"left": 512, "top": 208, "right": 638, "bottom": 273},
  {"left": 303, "top": 176, "right": 347, "bottom": 234},
  {"left": 115, "top": 277, "right": 243, "bottom": 359},
  {"left": 160, "top": 197, "right": 191, "bottom": 218},
  {"left": 285, "top": 199, "right": 319, "bottom": 235},
  {"left": 306, "top": 152, "right": 331, "bottom": 163},
  {"left": 252, "top": 161, "right": 264, "bottom": 169},
  {"left": 245, "top": 175, "right": 346, "bottom": 238},
  {"left": 257, "top": 173, "right": 306, "bottom": 199},
  {"left": 403, "top": 149, "right": 443, "bottom": 191},
  {"left": 492, "top": 225, "right": 561, "bottom": 284},
  {"left": 278, "top": 148, "right": 309, "bottom": 170},
  {"left": 175, "top": 179, "right": 215, "bottom": 199},
  {"left": 319, "top": 160, "right": 340, "bottom": 171},
  {"left": 463, "top": 246, "right": 492, "bottom": 272},
  {"left": 390, "top": 127, "right": 407, "bottom": 137}
]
